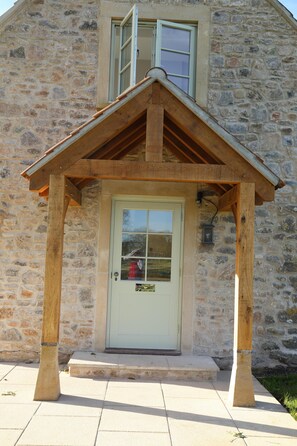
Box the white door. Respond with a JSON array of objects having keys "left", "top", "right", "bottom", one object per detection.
[{"left": 107, "top": 200, "right": 183, "bottom": 350}]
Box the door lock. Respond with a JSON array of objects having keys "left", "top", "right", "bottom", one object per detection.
[{"left": 113, "top": 271, "right": 119, "bottom": 281}]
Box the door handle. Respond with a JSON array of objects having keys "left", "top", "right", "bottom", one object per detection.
[{"left": 113, "top": 272, "right": 119, "bottom": 281}]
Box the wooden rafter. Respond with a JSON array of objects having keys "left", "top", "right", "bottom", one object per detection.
[
  {"left": 160, "top": 87, "right": 276, "bottom": 202},
  {"left": 89, "top": 114, "right": 146, "bottom": 160},
  {"left": 164, "top": 115, "right": 219, "bottom": 164},
  {"left": 28, "top": 88, "right": 153, "bottom": 191}
]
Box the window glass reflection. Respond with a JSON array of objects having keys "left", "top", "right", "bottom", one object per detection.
[
  {"left": 121, "top": 258, "right": 145, "bottom": 281},
  {"left": 148, "top": 234, "right": 172, "bottom": 258},
  {"left": 122, "top": 234, "right": 146, "bottom": 257},
  {"left": 161, "top": 50, "right": 190, "bottom": 76},
  {"left": 123, "top": 210, "right": 147, "bottom": 232},
  {"left": 161, "top": 26, "right": 190, "bottom": 52},
  {"left": 148, "top": 211, "right": 172, "bottom": 233},
  {"left": 168, "top": 75, "right": 189, "bottom": 93},
  {"left": 147, "top": 259, "right": 171, "bottom": 281}
]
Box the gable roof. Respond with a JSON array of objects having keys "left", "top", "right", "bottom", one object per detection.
[{"left": 22, "top": 68, "right": 284, "bottom": 205}]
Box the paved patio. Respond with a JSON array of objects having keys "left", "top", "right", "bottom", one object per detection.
[{"left": 0, "top": 362, "right": 296, "bottom": 446}]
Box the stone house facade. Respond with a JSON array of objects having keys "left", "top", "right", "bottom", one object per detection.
[{"left": 0, "top": 0, "right": 296, "bottom": 370}]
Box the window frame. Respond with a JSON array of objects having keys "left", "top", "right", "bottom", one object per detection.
[
  {"left": 118, "top": 5, "right": 138, "bottom": 95},
  {"left": 98, "top": 0, "right": 210, "bottom": 108},
  {"left": 155, "top": 20, "right": 196, "bottom": 97}
]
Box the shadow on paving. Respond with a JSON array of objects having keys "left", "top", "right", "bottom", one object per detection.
[{"left": 52, "top": 393, "right": 297, "bottom": 438}]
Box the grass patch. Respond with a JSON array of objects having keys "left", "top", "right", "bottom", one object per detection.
[{"left": 258, "top": 374, "right": 297, "bottom": 421}]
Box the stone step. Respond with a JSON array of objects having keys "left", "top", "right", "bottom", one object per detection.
[{"left": 68, "top": 352, "right": 219, "bottom": 381}]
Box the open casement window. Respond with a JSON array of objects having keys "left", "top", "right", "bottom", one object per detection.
[
  {"left": 118, "top": 5, "right": 138, "bottom": 94},
  {"left": 155, "top": 21, "right": 196, "bottom": 97},
  {"left": 112, "top": 6, "right": 196, "bottom": 98}
]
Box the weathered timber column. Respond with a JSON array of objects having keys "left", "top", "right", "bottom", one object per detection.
[
  {"left": 229, "top": 182, "right": 255, "bottom": 407},
  {"left": 145, "top": 83, "right": 163, "bottom": 162},
  {"left": 34, "top": 175, "right": 68, "bottom": 401}
]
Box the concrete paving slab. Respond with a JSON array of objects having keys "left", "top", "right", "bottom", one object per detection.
[
  {"left": 59, "top": 372, "right": 108, "bottom": 396},
  {"left": 0, "top": 403, "right": 38, "bottom": 429},
  {"left": 95, "top": 431, "right": 171, "bottom": 446},
  {"left": 165, "top": 397, "right": 231, "bottom": 420},
  {"left": 0, "top": 383, "right": 38, "bottom": 403},
  {"left": 0, "top": 363, "right": 295, "bottom": 446},
  {"left": 2, "top": 364, "right": 39, "bottom": 385},
  {"left": 168, "top": 418, "right": 245, "bottom": 446},
  {"left": 0, "top": 429, "right": 22, "bottom": 446},
  {"left": 17, "top": 415, "right": 99, "bottom": 446},
  {"left": 245, "top": 437, "right": 297, "bottom": 445},
  {"left": 104, "top": 382, "right": 164, "bottom": 407},
  {"left": 37, "top": 394, "right": 103, "bottom": 416},
  {"left": 99, "top": 405, "right": 169, "bottom": 432},
  {"left": 161, "top": 380, "right": 220, "bottom": 399},
  {"left": 0, "top": 363, "right": 16, "bottom": 380}
]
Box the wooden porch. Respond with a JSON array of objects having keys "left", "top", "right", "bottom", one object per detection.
[{"left": 22, "top": 68, "right": 284, "bottom": 407}]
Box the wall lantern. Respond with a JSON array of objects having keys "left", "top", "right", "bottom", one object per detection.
[
  {"left": 196, "top": 191, "right": 218, "bottom": 245},
  {"left": 201, "top": 223, "right": 214, "bottom": 244}
]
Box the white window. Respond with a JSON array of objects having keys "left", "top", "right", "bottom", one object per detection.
[{"left": 109, "top": 5, "right": 196, "bottom": 99}]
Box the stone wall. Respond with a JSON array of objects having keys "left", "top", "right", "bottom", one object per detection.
[
  {"left": 0, "top": 0, "right": 99, "bottom": 361},
  {"left": 0, "top": 0, "right": 296, "bottom": 368},
  {"left": 196, "top": 0, "right": 297, "bottom": 368}
]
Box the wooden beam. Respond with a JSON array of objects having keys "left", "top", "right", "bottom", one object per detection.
[
  {"left": 34, "top": 174, "right": 68, "bottom": 401},
  {"left": 218, "top": 186, "right": 239, "bottom": 211},
  {"left": 229, "top": 182, "right": 255, "bottom": 407},
  {"left": 145, "top": 104, "right": 164, "bottom": 162},
  {"left": 64, "top": 159, "right": 244, "bottom": 184},
  {"left": 65, "top": 178, "right": 82, "bottom": 206},
  {"left": 160, "top": 87, "right": 275, "bottom": 202},
  {"left": 28, "top": 87, "right": 153, "bottom": 191}
]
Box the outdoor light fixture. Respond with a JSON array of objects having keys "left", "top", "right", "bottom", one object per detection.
[
  {"left": 201, "top": 223, "right": 214, "bottom": 244},
  {"left": 196, "top": 191, "right": 218, "bottom": 245}
]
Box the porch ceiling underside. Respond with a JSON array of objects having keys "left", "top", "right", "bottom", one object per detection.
[{"left": 22, "top": 71, "right": 283, "bottom": 205}]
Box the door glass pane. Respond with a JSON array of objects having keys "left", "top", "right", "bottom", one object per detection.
[
  {"left": 168, "top": 75, "right": 189, "bottom": 93},
  {"left": 121, "top": 258, "right": 145, "bottom": 281},
  {"left": 148, "top": 234, "right": 172, "bottom": 258},
  {"left": 148, "top": 210, "right": 172, "bottom": 233},
  {"left": 147, "top": 259, "right": 171, "bottom": 281},
  {"left": 122, "top": 234, "right": 146, "bottom": 257},
  {"left": 123, "top": 210, "right": 147, "bottom": 232},
  {"left": 161, "top": 26, "right": 190, "bottom": 52},
  {"left": 160, "top": 50, "right": 190, "bottom": 76}
]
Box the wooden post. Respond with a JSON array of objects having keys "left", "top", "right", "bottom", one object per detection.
[
  {"left": 34, "top": 175, "right": 68, "bottom": 401},
  {"left": 145, "top": 83, "right": 163, "bottom": 162},
  {"left": 229, "top": 182, "right": 256, "bottom": 407}
]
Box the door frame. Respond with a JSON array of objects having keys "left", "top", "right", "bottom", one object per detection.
[
  {"left": 106, "top": 195, "right": 184, "bottom": 350},
  {"left": 94, "top": 180, "right": 197, "bottom": 354}
]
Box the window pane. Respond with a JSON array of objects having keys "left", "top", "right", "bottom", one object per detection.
[
  {"left": 119, "top": 66, "right": 131, "bottom": 92},
  {"left": 148, "top": 210, "right": 172, "bottom": 233},
  {"left": 147, "top": 259, "right": 171, "bottom": 282},
  {"left": 122, "top": 234, "right": 146, "bottom": 257},
  {"left": 148, "top": 234, "right": 172, "bottom": 258},
  {"left": 122, "top": 16, "right": 132, "bottom": 42},
  {"left": 161, "top": 26, "right": 191, "bottom": 52},
  {"left": 160, "top": 50, "right": 190, "bottom": 76},
  {"left": 121, "top": 40, "right": 132, "bottom": 69},
  {"left": 123, "top": 210, "right": 147, "bottom": 232},
  {"left": 168, "top": 75, "right": 189, "bottom": 93},
  {"left": 121, "top": 258, "right": 145, "bottom": 281}
]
